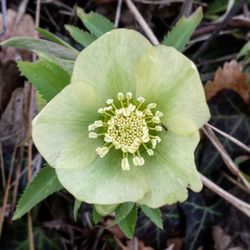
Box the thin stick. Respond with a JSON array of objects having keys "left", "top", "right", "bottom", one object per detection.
[
  {"left": 27, "top": 1, "right": 41, "bottom": 250},
  {"left": 200, "top": 174, "right": 250, "bottom": 217},
  {"left": 201, "top": 127, "right": 250, "bottom": 191},
  {"left": 125, "top": 0, "right": 159, "bottom": 45},
  {"left": 0, "top": 142, "right": 18, "bottom": 237},
  {"left": 125, "top": 0, "right": 250, "bottom": 217},
  {"left": 206, "top": 123, "right": 250, "bottom": 154},
  {"left": 114, "top": 0, "right": 123, "bottom": 28},
  {"left": 0, "top": 143, "right": 5, "bottom": 188}
]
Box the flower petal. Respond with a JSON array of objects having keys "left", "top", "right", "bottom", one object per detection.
[
  {"left": 138, "top": 131, "right": 202, "bottom": 208},
  {"left": 71, "top": 29, "right": 152, "bottom": 97},
  {"left": 32, "top": 83, "right": 103, "bottom": 169},
  {"left": 135, "top": 45, "right": 210, "bottom": 136},
  {"left": 56, "top": 150, "right": 149, "bottom": 204}
]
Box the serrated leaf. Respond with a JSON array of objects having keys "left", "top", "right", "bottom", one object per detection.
[
  {"left": 77, "top": 8, "right": 114, "bottom": 37},
  {"left": 0, "top": 37, "right": 78, "bottom": 60},
  {"left": 36, "top": 27, "right": 75, "bottom": 50},
  {"left": 18, "top": 60, "right": 70, "bottom": 102},
  {"left": 237, "top": 41, "right": 250, "bottom": 59},
  {"left": 118, "top": 205, "right": 138, "bottom": 239},
  {"left": 13, "top": 166, "right": 63, "bottom": 220},
  {"left": 92, "top": 207, "right": 102, "bottom": 224},
  {"left": 65, "top": 25, "right": 96, "bottom": 47},
  {"left": 37, "top": 52, "right": 74, "bottom": 74},
  {"left": 115, "top": 202, "right": 134, "bottom": 224},
  {"left": 73, "top": 199, "right": 82, "bottom": 221},
  {"left": 163, "top": 7, "right": 203, "bottom": 52},
  {"left": 140, "top": 205, "right": 163, "bottom": 229}
]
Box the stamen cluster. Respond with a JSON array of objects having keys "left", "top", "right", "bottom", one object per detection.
[{"left": 88, "top": 92, "right": 163, "bottom": 170}]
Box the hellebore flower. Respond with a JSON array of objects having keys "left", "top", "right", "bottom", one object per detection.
[{"left": 32, "top": 29, "right": 210, "bottom": 208}]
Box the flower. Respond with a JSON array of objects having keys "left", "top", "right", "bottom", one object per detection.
[{"left": 32, "top": 29, "right": 210, "bottom": 208}]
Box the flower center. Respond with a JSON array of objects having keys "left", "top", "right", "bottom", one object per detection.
[{"left": 88, "top": 92, "right": 163, "bottom": 170}]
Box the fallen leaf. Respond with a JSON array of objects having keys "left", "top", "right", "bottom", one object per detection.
[
  {"left": 126, "top": 239, "right": 154, "bottom": 250},
  {"left": 205, "top": 60, "right": 249, "bottom": 103},
  {"left": 0, "top": 9, "right": 36, "bottom": 62},
  {"left": 212, "top": 226, "right": 231, "bottom": 250},
  {"left": 167, "top": 237, "right": 183, "bottom": 250},
  {"left": 0, "top": 60, "right": 24, "bottom": 116}
]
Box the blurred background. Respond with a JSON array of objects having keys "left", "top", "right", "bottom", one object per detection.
[{"left": 0, "top": 0, "right": 249, "bottom": 249}]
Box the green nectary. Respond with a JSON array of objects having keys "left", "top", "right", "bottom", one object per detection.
[{"left": 32, "top": 29, "right": 210, "bottom": 208}]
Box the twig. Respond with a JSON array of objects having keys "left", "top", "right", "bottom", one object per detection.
[
  {"left": 14, "top": 0, "right": 30, "bottom": 34},
  {"left": 26, "top": 1, "right": 41, "bottom": 250},
  {"left": 125, "top": 0, "right": 250, "bottom": 217},
  {"left": 0, "top": 143, "right": 5, "bottom": 188},
  {"left": 115, "top": 0, "right": 123, "bottom": 28},
  {"left": 0, "top": 142, "right": 18, "bottom": 237},
  {"left": 200, "top": 174, "right": 250, "bottom": 218},
  {"left": 222, "top": 172, "right": 249, "bottom": 193},
  {"left": 201, "top": 126, "right": 250, "bottom": 191},
  {"left": 0, "top": 0, "right": 7, "bottom": 37},
  {"left": 206, "top": 123, "right": 250, "bottom": 154},
  {"left": 193, "top": 0, "right": 245, "bottom": 58},
  {"left": 125, "top": 0, "right": 159, "bottom": 45}
]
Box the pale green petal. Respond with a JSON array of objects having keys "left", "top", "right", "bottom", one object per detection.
[
  {"left": 71, "top": 29, "right": 152, "bottom": 97},
  {"left": 32, "top": 83, "right": 103, "bottom": 169},
  {"left": 138, "top": 131, "right": 202, "bottom": 208},
  {"left": 56, "top": 150, "right": 149, "bottom": 204},
  {"left": 135, "top": 45, "right": 210, "bottom": 136}
]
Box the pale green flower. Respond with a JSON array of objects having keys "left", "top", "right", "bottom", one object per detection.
[{"left": 32, "top": 29, "right": 210, "bottom": 208}]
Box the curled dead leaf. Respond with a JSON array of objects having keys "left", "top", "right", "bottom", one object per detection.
[{"left": 205, "top": 60, "right": 249, "bottom": 103}]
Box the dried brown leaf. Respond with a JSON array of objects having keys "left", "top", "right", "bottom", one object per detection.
[
  {"left": 212, "top": 226, "right": 231, "bottom": 250},
  {"left": 205, "top": 60, "right": 249, "bottom": 103},
  {"left": 0, "top": 9, "right": 36, "bottom": 62}
]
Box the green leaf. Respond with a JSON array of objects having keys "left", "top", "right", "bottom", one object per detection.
[
  {"left": 115, "top": 202, "right": 134, "bottom": 224},
  {"left": 0, "top": 37, "right": 78, "bottom": 60},
  {"left": 73, "top": 199, "right": 82, "bottom": 221},
  {"left": 36, "top": 27, "right": 75, "bottom": 49},
  {"left": 65, "top": 25, "right": 96, "bottom": 47},
  {"left": 37, "top": 52, "right": 74, "bottom": 74},
  {"left": 13, "top": 166, "right": 63, "bottom": 220},
  {"left": 163, "top": 7, "right": 203, "bottom": 52},
  {"left": 237, "top": 41, "right": 250, "bottom": 59},
  {"left": 140, "top": 205, "right": 163, "bottom": 229},
  {"left": 92, "top": 207, "right": 102, "bottom": 224},
  {"left": 118, "top": 205, "right": 138, "bottom": 239},
  {"left": 18, "top": 60, "right": 70, "bottom": 102},
  {"left": 77, "top": 8, "right": 114, "bottom": 37}
]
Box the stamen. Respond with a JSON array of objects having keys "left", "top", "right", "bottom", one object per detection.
[
  {"left": 126, "top": 92, "right": 132, "bottom": 100},
  {"left": 147, "top": 149, "right": 154, "bottom": 156},
  {"left": 89, "top": 132, "right": 98, "bottom": 139},
  {"left": 106, "top": 99, "right": 113, "bottom": 105},
  {"left": 133, "top": 156, "right": 140, "bottom": 166},
  {"left": 121, "top": 156, "right": 130, "bottom": 170},
  {"left": 155, "top": 111, "right": 163, "bottom": 117},
  {"left": 94, "top": 120, "right": 103, "bottom": 127},
  {"left": 104, "top": 134, "right": 113, "bottom": 143},
  {"left": 90, "top": 93, "right": 163, "bottom": 170},
  {"left": 117, "top": 92, "right": 124, "bottom": 101},
  {"left": 155, "top": 126, "right": 162, "bottom": 131},
  {"left": 88, "top": 124, "right": 96, "bottom": 131},
  {"left": 147, "top": 103, "right": 157, "bottom": 109},
  {"left": 96, "top": 146, "right": 109, "bottom": 158},
  {"left": 137, "top": 96, "right": 145, "bottom": 103},
  {"left": 152, "top": 116, "right": 161, "bottom": 123}
]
